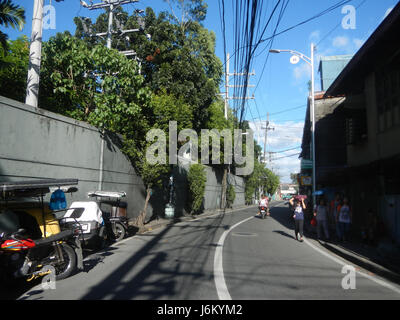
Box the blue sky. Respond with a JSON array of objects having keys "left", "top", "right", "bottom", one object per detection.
[{"left": 7, "top": 0, "right": 399, "bottom": 182}]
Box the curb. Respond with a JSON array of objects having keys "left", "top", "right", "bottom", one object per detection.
[{"left": 308, "top": 237, "right": 400, "bottom": 285}]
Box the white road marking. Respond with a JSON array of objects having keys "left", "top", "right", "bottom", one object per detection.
[
  {"left": 213, "top": 202, "right": 280, "bottom": 300},
  {"left": 213, "top": 216, "right": 254, "bottom": 300}
]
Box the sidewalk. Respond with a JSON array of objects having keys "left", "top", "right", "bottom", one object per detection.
[{"left": 305, "top": 225, "right": 400, "bottom": 285}]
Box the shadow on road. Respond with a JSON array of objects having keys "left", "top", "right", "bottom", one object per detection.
[{"left": 40, "top": 208, "right": 231, "bottom": 300}]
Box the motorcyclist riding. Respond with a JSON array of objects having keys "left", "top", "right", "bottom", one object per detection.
[{"left": 258, "top": 194, "right": 269, "bottom": 217}]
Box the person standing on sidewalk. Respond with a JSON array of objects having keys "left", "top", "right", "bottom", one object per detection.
[
  {"left": 289, "top": 197, "right": 306, "bottom": 242},
  {"left": 338, "top": 197, "right": 352, "bottom": 242},
  {"left": 330, "top": 193, "right": 342, "bottom": 241},
  {"left": 314, "top": 198, "right": 330, "bottom": 240}
]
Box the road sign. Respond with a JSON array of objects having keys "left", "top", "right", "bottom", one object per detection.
[{"left": 301, "top": 159, "right": 313, "bottom": 169}]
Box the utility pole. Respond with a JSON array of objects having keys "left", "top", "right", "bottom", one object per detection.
[
  {"left": 25, "top": 0, "right": 65, "bottom": 108},
  {"left": 262, "top": 113, "right": 274, "bottom": 165},
  {"left": 25, "top": 0, "right": 44, "bottom": 108},
  {"left": 80, "top": 0, "right": 142, "bottom": 191},
  {"left": 220, "top": 53, "right": 255, "bottom": 209}
]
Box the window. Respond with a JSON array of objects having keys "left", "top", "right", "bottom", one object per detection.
[{"left": 376, "top": 56, "right": 400, "bottom": 131}]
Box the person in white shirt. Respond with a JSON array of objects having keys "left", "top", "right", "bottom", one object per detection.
[
  {"left": 258, "top": 194, "right": 269, "bottom": 216},
  {"left": 314, "top": 198, "right": 330, "bottom": 240}
]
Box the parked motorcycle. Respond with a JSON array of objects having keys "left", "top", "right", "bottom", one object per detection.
[
  {"left": 0, "top": 179, "right": 83, "bottom": 285},
  {"left": 61, "top": 191, "right": 128, "bottom": 249}
]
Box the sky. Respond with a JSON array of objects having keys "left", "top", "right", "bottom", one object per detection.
[{"left": 6, "top": 0, "right": 400, "bottom": 183}]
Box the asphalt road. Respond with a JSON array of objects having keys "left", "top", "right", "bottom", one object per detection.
[{"left": 17, "top": 201, "right": 400, "bottom": 300}]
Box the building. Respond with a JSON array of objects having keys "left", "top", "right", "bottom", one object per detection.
[
  {"left": 323, "top": 2, "right": 400, "bottom": 244},
  {"left": 319, "top": 55, "right": 353, "bottom": 91}
]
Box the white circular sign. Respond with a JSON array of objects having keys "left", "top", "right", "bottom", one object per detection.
[{"left": 290, "top": 55, "right": 300, "bottom": 64}]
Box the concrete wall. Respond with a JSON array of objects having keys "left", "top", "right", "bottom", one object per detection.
[
  {"left": 0, "top": 96, "right": 246, "bottom": 220},
  {"left": 0, "top": 96, "right": 148, "bottom": 219},
  {"left": 175, "top": 157, "right": 246, "bottom": 213}
]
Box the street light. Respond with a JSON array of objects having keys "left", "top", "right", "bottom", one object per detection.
[{"left": 269, "top": 43, "right": 316, "bottom": 207}]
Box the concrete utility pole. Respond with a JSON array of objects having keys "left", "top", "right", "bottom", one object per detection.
[
  {"left": 25, "top": 0, "right": 44, "bottom": 108},
  {"left": 262, "top": 112, "right": 274, "bottom": 165},
  {"left": 220, "top": 53, "right": 255, "bottom": 209}
]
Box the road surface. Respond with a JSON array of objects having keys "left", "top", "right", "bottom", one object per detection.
[{"left": 18, "top": 201, "right": 400, "bottom": 300}]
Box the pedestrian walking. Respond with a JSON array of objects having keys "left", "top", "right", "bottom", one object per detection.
[
  {"left": 337, "top": 197, "right": 352, "bottom": 242},
  {"left": 314, "top": 198, "right": 330, "bottom": 240},
  {"left": 289, "top": 197, "right": 306, "bottom": 242}
]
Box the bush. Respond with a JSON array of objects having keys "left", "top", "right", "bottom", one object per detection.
[
  {"left": 226, "top": 184, "right": 236, "bottom": 208},
  {"left": 187, "top": 164, "right": 207, "bottom": 214}
]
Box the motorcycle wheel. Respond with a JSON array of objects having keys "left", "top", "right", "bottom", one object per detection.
[
  {"left": 113, "top": 222, "right": 126, "bottom": 242},
  {"left": 52, "top": 243, "right": 77, "bottom": 281}
]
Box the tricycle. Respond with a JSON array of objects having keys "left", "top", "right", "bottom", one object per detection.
[
  {"left": 61, "top": 190, "right": 129, "bottom": 249},
  {"left": 0, "top": 179, "right": 83, "bottom": 285}
]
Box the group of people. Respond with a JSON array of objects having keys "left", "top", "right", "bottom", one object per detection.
[{"left": 288, "top": 193, "right": 353, "bottom": 243}]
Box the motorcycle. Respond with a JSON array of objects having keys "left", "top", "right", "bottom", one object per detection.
[
  {"left": 0, "top": 179, "right": 83, "bottom": 285},
  {"left": 260, "top": 206, "right": 268, "bottom": 219},
  {"left": 61, "top": 190, "right": 128, "bottom": 249}
]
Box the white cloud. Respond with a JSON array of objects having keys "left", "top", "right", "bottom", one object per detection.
[
  {"left": 249, "top": 120, "right": 304, "bottom": 183},
  {"left": 332, "top": 36, "right": 349, "bottom": 48},
  {"left": 293, "top": 62, "right": 311, "bottom": 80}
]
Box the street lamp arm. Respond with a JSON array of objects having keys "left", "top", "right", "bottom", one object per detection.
[{"left": 269, "top": 49, "right": 312, "bottom": 66}]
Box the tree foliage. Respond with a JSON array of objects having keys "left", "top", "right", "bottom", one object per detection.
[
  {"left": 187, "top": 163, "right": 206, "bottom": 214},
  {"left": 226, "top": 184, "right": 236, "bottom": 208},
  {"left": 0, "top": 0, "right": 25, "bottom": 55},
  {"left": 0, "top": 35, "right": 28, "bottom": 101},
  {"left": 245, "top": 161, "right": 280, "bottom": 204},
  {"left": 74, "top": 7, "right": 223, "bottom": 132}
]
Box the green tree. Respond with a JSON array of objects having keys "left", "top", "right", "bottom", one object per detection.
[
  {"left": 226, "top": 184, "right": 236, "bottom": 208},
  {"left": 245, "top": 161, "right": 280, "bottom": 204},
  {"left": 187, "top": 163, "right": 206, "bottom": 214},
  {"left": 74, "top": 7, "right": 223, "bottom": 132},
  {"left": 0, "top": 0, "right": 25, "bottom": 55},
  {"left": 0, "top": 35, "right": 29, "bottom": 101},
  {"left": 38, "top": 32, "right": 169, "bottom": 227}
]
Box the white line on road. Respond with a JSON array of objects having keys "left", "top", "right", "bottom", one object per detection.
[
  {"left": 213, "top": 203, "right": 281, "bottom": 300},
  {"left": 213, "top": 216, "right": 254, "bottom": 300}
]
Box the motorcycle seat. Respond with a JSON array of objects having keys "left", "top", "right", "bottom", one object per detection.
[{"left": 34, "top": 229, "right": 74, "bottom": 246}]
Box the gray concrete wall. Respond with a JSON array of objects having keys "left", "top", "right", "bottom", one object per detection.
[
  {"left": 0, "top": 96, "right": 148, "bottom": 219},
  {"left": 0, "top": 96, "right": 246, "bottom": 220},
  {"left": 174, "top": 158, "right": 245, "bottom": 213}
]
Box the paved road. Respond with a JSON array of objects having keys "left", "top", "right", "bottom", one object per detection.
[{"left": 18, "top": 202, "right": 400, "bottom": 300}]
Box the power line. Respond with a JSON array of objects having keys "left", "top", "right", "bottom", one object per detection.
[
  {"left": 270, "top": 146, "right": 301, "bottom": 153},
  {"left": 272, "top": 152, "right": 301, "bottom": 160},
  {"left": 316, "top": 0, "right": 368, "bottom": 47},
  {"left": 259, "top": 0, "right": 353, "bottom": 44}
]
